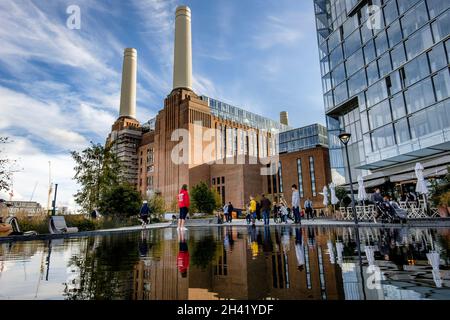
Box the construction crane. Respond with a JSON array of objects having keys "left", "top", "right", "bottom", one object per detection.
[{"left": 30, "top": 181, "right": 38, "bottom": 202}]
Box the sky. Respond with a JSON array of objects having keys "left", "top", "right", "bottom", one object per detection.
[{"left": 0, "top": 0, "right": 325, "bottom": 210}]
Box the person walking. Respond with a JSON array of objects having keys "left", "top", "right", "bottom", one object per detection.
[
  {"left": 139, "top": 201, "right": 151, "bottom": 228},
  {"left": 256, "top": 200, "right": 262, "bottom": 221},
  {"left": 291, "top": 184, "right": 301, "bottom": 224},
  {"left": 260, "top": 194, "right": 271, "bottom": 226},
  {"left": 272, "top": 201, "right": 280, "bottom": 223},
  {"left": 249, "top": 196, "right": 257, "bottom": 226},
  {"left": 223, "top": 202, "right": 229, "bottom": 223},
  {"left": 178, "top": 184, "right": 190, "bottom": 231},
  {"left": 227, "top": 202, "right": 234, "bottom": 223},
  {"left": 304, "top": 198, "right": 314, "bottom": 220}
]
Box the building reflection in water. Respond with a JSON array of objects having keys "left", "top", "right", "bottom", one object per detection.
[{"left": 130, "top": 226, "right": 450, "bottom": 300}]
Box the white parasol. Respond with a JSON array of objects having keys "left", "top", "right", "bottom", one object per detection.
[{"left": 357, "top": 175, "right": 368, "bottom": 202}]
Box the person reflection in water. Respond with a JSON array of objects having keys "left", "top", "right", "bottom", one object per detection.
[
  {"left": 248, "top": 225, "right": 258, "bottom": 259},
  {"left": 295, "top": 227, "right": 305, "bottom": 271},
  {"left": 177, "top": 230, "right": 189, "bottom": 278},
  {"left": 138, "top": 231, "right": 148, "bottom": 257}
]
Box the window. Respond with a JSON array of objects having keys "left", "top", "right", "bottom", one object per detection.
[
  {"left": 384, "top": 0, "right": 399, "bottom": 26},
  {"left": 147, "top": 148, "right": 154, "bottom": 164},
  {"left": 297, "top": 159, "right": 304, "bottom": 198},
  {"left": 401, "top": 1, "right": 429, "bottom": 37},
  {"left": 405, "top": 78, "right": 435, "bottom": 113},
  {"left": 391, "top": 93, "right": 407, "bottom": 120},
  {"left": 427, "top": 0, "right": 449, "bottom": 18},
  {"left": 212, "top": 178, "right": 216, "bottom": 185},
  {"left": 332, "top": 63, "right": 346, "bottom": 86},
  {"left": 378, "top": 53, "right": 392, "bottom": 78},
  {"left": 391, "top": 43, "right": 407, "bottom": 69},
  {"left": 433, "top": 68, "right": 450, "bottom": 101},
  {"left": 361, "top": 110, "right": 370, "bottom": 133},
  {"left": 371, "top": 124, "right": 395, "bottom": 151},
  {"left": 309, "top": 157, "right": 317, "bottom": 197},
  {"left": 368, "top": 100, "right": 392, "bottom": 129},
  {"left": 334, "top": 81, "right": 349, "bottom": 105},
  {"left": 364, "top": 40, "right": 376, "bottom": 64},
  {"left": 346, "top": 49, "right": 365, "bottom": 76},
  {"left": 398, "top": 0, "right": 418, "bottom": 14},
  {"left": 428, "top": 43, "right": 448, "bottom": 73},
  {"left": 278, "top": 161, "right": 283, "bottom": 194},
  {"left": 387, "top": 20, "right": 403, "bottom": 47},
  {"left": 405, "top": 26, "right": 433, "bottom": 60},
  {"left": 375, "top": 31, "right": 389, "bottom": 56},
  {"left": 367, "top": 60, "right": 379, "bottom": 85},
  {"left": 395, "top": 118, "right": 411, "bottom": 143},
  {"left": 404, "top": 54, "right": 430, "bottom": 86},
  {"left": 361, "top": 22, "right": 373, "bottom": 44},
  {"left": 330, "top": 45, "right": 344, "bottom": 69},
  {"left": 222, "top": 176, "right": 225, "bottom": 184},
  {"left": 348, "top": 68, "right": 367, "bottom": 97},
  {"left": 344, "top": 29, "right": 362, "bottom": 58},
  {"left": 409, "top": 105, "right": 442, "bottom": 138},
  {"left": 386, "top": 72, "right": 402, "bottom": 96},
  {"left": 366, "top": 80, "right": 388, "bottom": 107}
]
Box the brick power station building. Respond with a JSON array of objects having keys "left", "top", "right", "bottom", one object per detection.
[{"left": 107, "top": 6, "right": 331, "bottom": 210}]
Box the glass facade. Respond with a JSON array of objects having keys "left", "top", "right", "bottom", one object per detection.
[
  {"left": 279, "top": 124, "right": 329, "bottom": 153},
  {"left": 201, "top": 96, "right": 291, "bottom": 132},
  {"left": 314, "top": 0, "right": 450, "bottom": 183}
]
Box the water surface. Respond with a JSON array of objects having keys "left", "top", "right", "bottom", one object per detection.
[{"left": 1, "top": 226, "right": 449, "bottom": 300}]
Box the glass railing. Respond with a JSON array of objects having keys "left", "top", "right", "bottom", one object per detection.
[{"left": 365, "top": 128, "right": 450, "bottom": 164}]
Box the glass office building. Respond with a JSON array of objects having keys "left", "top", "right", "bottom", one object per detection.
[
  {"left": 314, "top": 0, "right": 450, "bottom": 184},
  {"left": 279, "top": 124, "right": 329, "bottom": 153}
]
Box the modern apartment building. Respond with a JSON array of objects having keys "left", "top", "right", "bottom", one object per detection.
[{"left": 314, "top": 0, "right": 450, "bottom": 188}]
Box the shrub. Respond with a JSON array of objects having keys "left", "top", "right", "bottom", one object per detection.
[
  {"left": 99, "top": 183, "right": 142, "bottom": 218},
  {"left": 146, "top": 193, "right": 165, "bottom": 221},
  {"left": 190, "top": 181, "right": 216, "bottom": 214},
  {"left": 64, "top": 215, "right": 97, "bottom": 231}
]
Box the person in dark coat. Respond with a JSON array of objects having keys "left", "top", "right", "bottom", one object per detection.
[
  {"left": 139, "top": 201, "right": 151, "bottom": 227},
  {"left": 227, "top": 202, "right": 234, "bottom": 223}
]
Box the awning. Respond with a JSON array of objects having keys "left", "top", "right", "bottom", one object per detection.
[
  {"left": 390, "top": 165, "right": 448, "bottom": 182},
  {"left": 344, "top": 177, "right": 388, "bottom": 190}
]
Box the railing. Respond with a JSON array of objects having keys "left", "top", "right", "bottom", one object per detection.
[{"left": 365, "top": 128, "right": 450, "bottom": 165}]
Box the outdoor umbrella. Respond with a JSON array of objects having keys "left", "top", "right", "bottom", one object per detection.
[
  {"left": 323, "top": 186, "right": 329, "bottom": 207},
  {"left": 329, "top": 183, "right": 339, "bottom": 205},
  {"left": 415, "top": 162, "right": 428, "bottom": 210},
  {"left": 364, "top": 245, "right": 376, "bottom": 266},
  {"left": 426, "top": 251, "right": 442, "bottom": 288},
  {"left": 336, "top": 242, "right": 344, "bottom": 266},
  {"left": 357, "top": 175, "right": 368, "bottom": 203},
  {"left": 327, "top": 240, "right": 336, "bottom": 264}
]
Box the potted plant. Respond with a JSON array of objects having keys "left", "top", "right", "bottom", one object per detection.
[
  {"left": 439, "top": 191, "right": 450, "bottom": 217},
  {"left": 429, "top": 167, "right": 450, "bottom": 218}
]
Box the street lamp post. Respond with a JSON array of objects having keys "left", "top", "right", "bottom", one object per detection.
[{"left": 339, "top": 132, "right": 358, "bottom": 225}]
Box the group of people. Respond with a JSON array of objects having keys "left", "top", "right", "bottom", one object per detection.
[
  {"left": 245, "top": 184, "right": 316, "bottom": 226},
  {"left": 222, "top": 202, "right": 234, "bottom": 223}
]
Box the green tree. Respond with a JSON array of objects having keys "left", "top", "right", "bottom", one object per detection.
[
  {"left": 146, "top": 192, "right": 166, "bottom": 221},
  {"left": 335, "top": 186, "right": 348, "bottom": 204},
  {"left": 211, "top": 187, "right": 222, "bottom": 210},
  {"left": 430, "top": 166, "right": 450, "bottom": 207},
  {"left": 0, "top": 137, "right": 13, "bottom": 192},
  {"left": 71, "top": 142, "right": 120, "bottom": 213},
  {"left": 190, "top": 181, "right": 216, "bottom": 214},
  {"left": 99, "top": 183, "right": 141, "bottom": 218}
]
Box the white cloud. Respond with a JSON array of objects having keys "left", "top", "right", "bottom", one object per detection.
[{"left": 252, "top": 13, "right": 305, "bottom": 50}]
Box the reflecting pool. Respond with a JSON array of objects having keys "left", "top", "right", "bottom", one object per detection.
[{"left": 1, "top": 226, "right": 450, "bottom": 300}]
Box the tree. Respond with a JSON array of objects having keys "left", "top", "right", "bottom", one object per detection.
[
  {"left": 211, "top": 188, "right": 222, "bottom": 210},
  {"left": 0, "top": 137, "right": 13, "bottom": 192},
  {"left": 190, "top": 181, "right": 216, "bottom": 214},
  {"left": 99, "top": 183, "right": 141, "bottom": 218},
  {"left": 146, "top": 192, "right": 166, "bottom": 221},
  {"left": 335, "top": 186, "right": 349, "bottom": 207},
  {"left": 71, "top": 142, "right": 120, "bottom": 213}
]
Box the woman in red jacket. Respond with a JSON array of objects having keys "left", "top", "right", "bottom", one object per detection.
[{"left": 178, "top": 184, "right": 190, "bottom": 230}]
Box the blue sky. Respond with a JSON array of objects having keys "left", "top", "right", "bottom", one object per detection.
[{"left": 0, "top": 0, "right": 324, "bottom": 209}]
